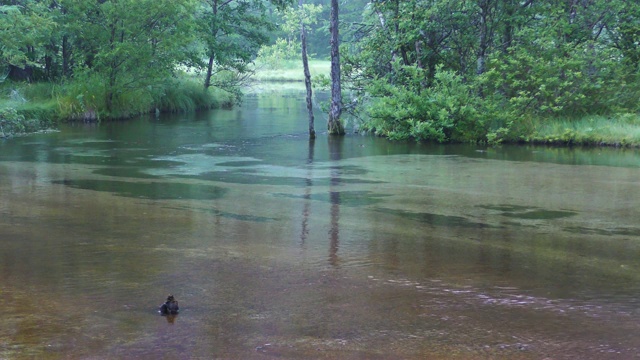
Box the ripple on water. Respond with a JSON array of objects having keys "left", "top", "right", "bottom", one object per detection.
[{"left": 365, "top": 274, "right": 640, "bottom": 358}]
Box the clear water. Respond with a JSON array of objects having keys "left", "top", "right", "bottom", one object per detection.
[{"left": 1, "top": 88, "right": 640, "bottom": 359}]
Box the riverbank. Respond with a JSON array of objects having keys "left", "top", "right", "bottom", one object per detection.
[
  {"left": 248, "top": 61, "right": 640, "bottom": 147},
  {"left": 251, "top": 59, "right": 331, "bottom": 82},
  {"left": 3, "top": 66, "right": 640, "bottom": 147},
  {"left": 0, "top": 74, "right": 235, "bottom": 138},
  {"left": 514, "top": 114, "right": 640, "bottom": 147}
]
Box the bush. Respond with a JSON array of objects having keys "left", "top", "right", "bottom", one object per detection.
[
  {"left": 256, "top": 38, "right": 301, "bottom": 69},
  {"left": 0, "top": 107, "right": 50, "bottom": 137},
  {"left": 0, "top": 107, "right": 25, "bottom": 136},
  {"left": 365, "top": 64, "right": 490, "bottom": 143}
]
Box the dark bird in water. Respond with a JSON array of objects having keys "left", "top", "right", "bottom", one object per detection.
[{"left": 159, "top": 295, "right": 179, "bottom": 315}]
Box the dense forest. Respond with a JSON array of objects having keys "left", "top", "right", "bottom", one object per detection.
[
  {"left": 339, "top": 0, "right": 640, "bottom": 144},
  {"left": 2, "top": 0, "right": 640, "bottom": 145}
]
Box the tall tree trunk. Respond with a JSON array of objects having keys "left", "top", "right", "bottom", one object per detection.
[
  {"left": 62, "top": 35, "right": 71, "bottom": 78},
  {"left": 299, "top": 0, "right": 315, "bottom": 139},
  {"left": 204, "top": 0, "right": 219, "bottom": 89},
  {"left": 502, "top": 0, "right": 515, "bottom": 54},
  {"left": 426, "top": 30, "right": 437, "bottom": 87},
  {"left": 476, "top": 0, "right": 489, "bottom": 76},
  {"left": 328, "top": 0, "right": 344, "bottom": 135},
  {"left": 204, "top": 55, "right": 215, "bottom": 89}
]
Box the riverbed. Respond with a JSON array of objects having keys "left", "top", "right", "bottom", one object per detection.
[{"left": 1, "top": 88, "right": 639, "bottom": 359}]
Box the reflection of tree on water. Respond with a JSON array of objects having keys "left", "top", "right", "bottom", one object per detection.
[
  {"left": 300, "top": 139, "right": 315, "bottom": 246},
  {"left": 328, "top": 137, "right": 343, "bottom": 267}
]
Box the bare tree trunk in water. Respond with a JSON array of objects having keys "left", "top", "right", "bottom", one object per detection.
[
  {"left": 328, "top": 0, "right": 344, "bottom": 135},
  {"left": 299, "top": 0, "right": 315, "bottom": 139}
]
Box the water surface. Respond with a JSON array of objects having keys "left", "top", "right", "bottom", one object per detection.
[{"left": 1, "top": 88, "right": 640, "bottom": 359}]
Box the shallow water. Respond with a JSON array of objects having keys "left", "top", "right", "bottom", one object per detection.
[{"left": 1, "top": 88, "right": 640, "bottom": 359}]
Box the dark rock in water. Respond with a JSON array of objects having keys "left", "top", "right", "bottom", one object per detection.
[{"left": 160, "top": 294, "right": 179, "bottom": 315}]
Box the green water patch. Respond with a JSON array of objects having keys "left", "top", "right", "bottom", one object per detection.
[
  {"left": 186, "top": 171, "right": 384, "bottom": 187},
  {"left": 215, "top": 160, "right": 264, "bottom": 167},
  {"left": 93, "top": 167, "right": 161, "bottom": 179},
  {"left": 165, "top": 206, "right": 277, "bottom": 222},
  {"left": 189, "top": 172, "right": 308, "bottom": 187},
  {"left": 502, "top": 209, "right": 577, "bottom": 220},
  {"left": 502, "top": 221, "right": 539, "bottom": 229},
  {"left": 375, "top": 208, "right": 499, "bottom": 229},
  {"left": 478, "top": 205, "right": 532, "bottom": 212},
  {"left": 274, "top": 191, "right": 389, "bottom": 207},
  {"left": 316, "top": 165, "right": 370, "bottom": 176},
  {"left": 52, "top": 179, "right": 227, "bottom": 200},
  {"left": 133, "top": 158, "right": 180, "bottom": 168},
  {"left": 478, "top": 204, "right": 577, "bottom": 220},
  {"left": 564, "top": 226, "right": 640, "bottom": 237}
]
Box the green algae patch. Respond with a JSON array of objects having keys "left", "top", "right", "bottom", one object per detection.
[{"left": 53, "top": 179, "right": 227, "bottom": 200}]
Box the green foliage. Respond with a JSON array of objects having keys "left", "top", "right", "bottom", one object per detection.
[
  {"left": 256, "top": 38, "right": 301, "bottom": 68},
  {"left": 0, "top": 105, "right": 51, "bottom": 137},
  {"left": 156, "top": 76, "right": 232, "bottom": 112},
  {"left": 280, "top": 3, "right": 323, "bottom": 35},
  {"left": 256, "top": 3, "right": 323, "bottom": 69},
  {"left": 0, "top": 3, "right": 56, "bottom": 68},
  {"left": 339, "top": 0, "right": 640, "bottom": 144},
  {"left": 197, "top": 0, "right": 278, "bottom": 91},
  {"left": 0, "top": 107, "right": 25, "bottom": 137},
  {"left": 366, "top": 64, "right": 487, "bottom": 143}
]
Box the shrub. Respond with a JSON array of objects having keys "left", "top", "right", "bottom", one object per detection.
[{"left": 365, "top": 64, "right": 490, "bottom": 143}]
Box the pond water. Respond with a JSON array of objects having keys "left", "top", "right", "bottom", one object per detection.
[{"left": 1, "top": 88, "right": 640, "bottom": 359}]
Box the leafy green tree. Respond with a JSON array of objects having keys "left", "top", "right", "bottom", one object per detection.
[
  {"left": 0, "top": 1, "right": 55, "bottom": 80},
  {"left": 341, "top": 0, "right": 640, "bottom": 142},
  {"left": 65, "top": 0, "right": 197, "bottom": 113},
  {"left": 256, "top": 2, "right": 323, "bottom": 67},
  {"left": 197, "top": 0, "right": 292, "bottom": 98}
]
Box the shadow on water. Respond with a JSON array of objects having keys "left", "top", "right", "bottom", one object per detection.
[
  {"left": 328, "top": 136, "right": 343, "bottom": 267},
  {"left": 374, "top": 208, "right": 499, "bottom": 229},
  {"left": 52, "top": 179, "right": 227, "bottom": 200},
  {"left": 477, "top": 204, "right": 577, "bottom": 220},
  {"left": 274, "top": 191, "right": 388, "bottom": 207},
  {"left": 164, "top": 205, "right": 277, "bottom": 222}
]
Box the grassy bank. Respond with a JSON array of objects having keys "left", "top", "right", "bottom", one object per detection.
[
  {"left": 0, "top": 84, "right": 59, "bottom": 138},
  {"left": 520, "top": 114, "right": 640, "bottom": 147},
  {"left": 252, "top": 59, "right": 331, "bottom": 82},
  {"left": 0, "top": 74, "right": 235, "bottom": 138}
]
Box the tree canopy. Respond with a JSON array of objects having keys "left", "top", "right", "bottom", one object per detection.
[{"left": 2, "top": 0, "right": 640, "bottom": 144}]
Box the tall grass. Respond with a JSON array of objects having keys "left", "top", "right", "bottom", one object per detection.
[
  {"left": 0, "top": 73, "right": 236, "bottom": 138},
  {"left": 3, "top": 74, "right": 234, "bottom": 120},
  {"left": 526, "top": 114, "right": 640, "bottom": 146},
  {"left": 155, "top": 77, "right": 233, "bottom": 113}
]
